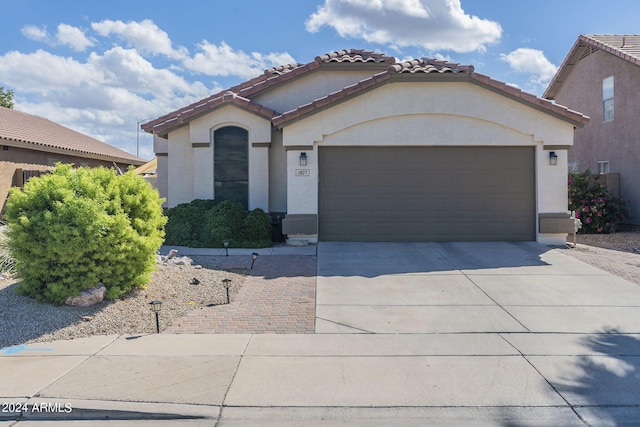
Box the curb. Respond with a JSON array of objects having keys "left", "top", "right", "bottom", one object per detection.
[{"left": 0, "top": 398, "right": 219, "bottom": 422}]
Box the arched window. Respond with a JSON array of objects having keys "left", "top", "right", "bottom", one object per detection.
[{"left": 214, "top": 126, "right": 248, "bottom": 209}]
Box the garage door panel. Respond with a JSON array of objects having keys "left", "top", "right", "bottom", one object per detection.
[{"left": 319, "top": 146, "right": 535, "bottom": 241}]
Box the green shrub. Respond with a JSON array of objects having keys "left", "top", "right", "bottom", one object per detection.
[
  {"left": 243, "top": 208, "right": 272, "bottom": 248},
  {"left": 165, "top": 199, "right": 272, "bottom": 248},
  {"left": 568, "top": 170, "right": 629, "bottom": 233},
  {"left": 4, "top": 164, "right": 166, "bottom": 303}
]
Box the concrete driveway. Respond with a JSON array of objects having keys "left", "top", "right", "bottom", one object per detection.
[{"left": 316, "top": 241, "right": 640, "bottom": 334}]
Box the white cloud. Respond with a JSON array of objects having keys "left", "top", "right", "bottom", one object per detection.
[
  {"left": 91, "top": 19, "right": 187, "bottom": 60},
  {"left": 183, "top": 41, "right": 296, "bottom": 79},
  {"left": 500, "top": 47, "right": 558, "bottom": 84},
  {"left": 56, "top": 24, "right": 94, "bottom": 51},
  {"left": 21, "top": 25, "right": 48, "bottom": 42},
  {"left": 306, "top": 0, "right": 502, "bottom": 53},
  {"left": 3, "top": 19, "right": 296, "bottom": 158},
  {"left": 20, "top": 24, "right": 94, "bottom": 51}
]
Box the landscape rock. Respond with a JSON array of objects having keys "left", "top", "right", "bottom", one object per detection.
[{"left": 65, "top": 285, "right": 106, "bottom": 307}]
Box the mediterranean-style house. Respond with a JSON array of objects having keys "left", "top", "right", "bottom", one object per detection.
[
  {"left": 0, "top": 107, "right": 144, "bottom": 213},
  {"left": 143, "top": 49, "right": 588, "bottom": 245},
  {"left": 544, "top": 34, "right": 640, "bottom": 225}
]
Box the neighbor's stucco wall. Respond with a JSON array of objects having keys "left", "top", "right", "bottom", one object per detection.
[
  {"left": 282, "top": 81, "right": 576, "bottom": 244},
  {"left": 553, "top": 49, "right": 640, "bottom": 224},
  {"left": 0, "top": 141, "right": 136, "bottom": 213},
  {"left": 164, "top": 105, "right": 271, "bottom": 210}
]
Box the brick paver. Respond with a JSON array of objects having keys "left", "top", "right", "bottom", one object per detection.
[
  {"left": 559, "top": 244, "right": 640, "bottom": 286},
  {"left": 165, "top": 255, "right": 316, "bottom": 334}
]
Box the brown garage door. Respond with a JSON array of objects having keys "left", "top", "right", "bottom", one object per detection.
[{"left": 318, "top": 146, "right": 535, "bottom": 241}]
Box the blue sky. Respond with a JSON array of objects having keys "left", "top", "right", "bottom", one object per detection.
[{"left": 1, "top": 0, "right": 639, "bottom": 160}]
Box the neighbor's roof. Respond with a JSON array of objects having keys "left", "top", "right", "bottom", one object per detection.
[
  {"left": 544, "top": 35, "right": 640, "bottom": 100},
  {"left": 144, "top": 48, "right": 588, "bottom": 137},
  {"left": 0, "top": 107, "right": 144, "bottom": 165}
]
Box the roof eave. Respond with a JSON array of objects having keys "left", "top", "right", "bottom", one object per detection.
[
  {"left": 470, "top": 72, "right": 589, "bottom": 127},
  {"left": 1, "top": 137, "right": 145, "bottom": 165}
]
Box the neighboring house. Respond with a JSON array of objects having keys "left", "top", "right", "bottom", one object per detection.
[
  {"left": 143, "top": 49, "right": 588, "bottom": 245},
  {"left": 0, "top": 107, "right": 145, "bottom": 213},
  {"left": 544, "top": 34, "right": 640, "bottom": 225}
]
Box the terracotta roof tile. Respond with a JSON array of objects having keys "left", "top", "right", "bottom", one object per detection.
[
  {"left": 0, "top": 107, "right": 143, "bottom": 164},
  {"left": 149, "top": 91, "right": 279, "bottom": 137},
  {"left": 315, "top": 49, "right": 395, "bottom": 64},
  {"left": 469, "top": 72, "right": 589, "bottom": 126},
  {"left": 145, "top": 48, "right": 588, "bottom": 135},
  {"left": 389, "top": 58, "right": 474, "bottom": 74}
]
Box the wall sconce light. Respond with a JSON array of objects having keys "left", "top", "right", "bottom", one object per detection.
[
  {"left": 299, "top": 152, "right": 307, "bottom": 166},
  {"left": 549, "top": 151, "right": 558, "bottom": 166},
  {"left": 149, "top": 300, "right": 162, "bottom": 333},
  {"left": 223, "top": 239, "right": 229, "bottom": 256}
]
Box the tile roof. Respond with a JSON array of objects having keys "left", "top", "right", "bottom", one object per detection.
[
  {"left": 149, "top": 91, "right": 278, "bottom": 138},
  {"left": 544, "top": 34, "right": 640, "bottom": 99},
  {"left": 144, "top": 48, "right": 589, "bottom": 137},
  {"left": 389, "top": 58, "right": 473, "bottom": 74},
  {"left": 0, "top": 107, "right": 144, "bottom": 164}
]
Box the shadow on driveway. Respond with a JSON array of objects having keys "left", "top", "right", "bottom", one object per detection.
[{"left": 318, "top": 241, "right": 552, "bottom": 277}]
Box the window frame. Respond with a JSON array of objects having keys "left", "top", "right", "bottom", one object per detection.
[{"left": 602, "top": 76, "right": 614, "bottom": 122}]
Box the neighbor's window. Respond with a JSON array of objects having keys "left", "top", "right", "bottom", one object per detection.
[
  {"left": 214, "top": 126, "right": 248, "bottom": 210},
  {"left": 597, "top": 161, "right": 610, "bottom": 175},
  {"left": 602, "top": 76, "right": 614, "bottom": 122}
]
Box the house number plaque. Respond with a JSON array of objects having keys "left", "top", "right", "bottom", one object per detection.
[{"left": 295, "top": 169, "right": 310, "bottom": 176}]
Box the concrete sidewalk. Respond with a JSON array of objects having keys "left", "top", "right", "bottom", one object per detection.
[
  {"left": 2, "top": 242, "right": 640, "bottom": 425},
  {"left": 2, "top": 332, "right": 640, "bottom": 425}
]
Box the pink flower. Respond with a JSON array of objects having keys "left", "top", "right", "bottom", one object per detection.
[
  {"left": 583, "top": 206, "right": 590, "bottom": 212},
  {"left": 597, "top": 227, "right": 603, "bottom": 232},
  {"left": 586, "top": 217, "right": 592, "bottom": 224},
  {"left": 575, "top": 212, "right": 581, "bottom": 219}
]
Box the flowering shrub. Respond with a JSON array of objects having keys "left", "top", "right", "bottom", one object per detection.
[{"left": 568, "top": 170, "right": 629, "bottom": 233}]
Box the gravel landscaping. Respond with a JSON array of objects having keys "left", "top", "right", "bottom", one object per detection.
[
  {"left": 574, "top": 230, "right": 640, "bottom": 253},
  {"left": 0, "top": 255, "right": 246, "bottom": 348}
]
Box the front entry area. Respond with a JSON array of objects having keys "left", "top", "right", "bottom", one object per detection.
[{"left": 318, "top": 146, "right": 535, "bottom": 242}]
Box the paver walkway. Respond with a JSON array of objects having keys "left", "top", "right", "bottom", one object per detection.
[
  {"left": 165, "top": 255, "right": 316, "bottom": 334},
  {"left": 560, "top": 244, "right": 640, "bottom": 286}
]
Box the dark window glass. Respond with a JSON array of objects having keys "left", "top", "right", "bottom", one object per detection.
[{"left": 214, "top": 126, "right": 248, "bottom": 209}]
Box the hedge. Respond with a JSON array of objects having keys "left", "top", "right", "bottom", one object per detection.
[{"left": 164, "top": 199, "right": 272, "bottom": 248}]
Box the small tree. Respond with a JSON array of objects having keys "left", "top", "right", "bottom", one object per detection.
[
  {"left": 568, "top": 170, "right": 629, "bottom": 233},
  {"left": 0, "top": 86, "right": 15, "bottom": 109},
  {"left": 4, "top": 164, "right": 166, "bottom": 304}
]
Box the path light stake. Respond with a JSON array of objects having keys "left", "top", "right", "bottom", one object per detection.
[
  {"left": 149, "top": 300, "right": 162, "bottom": 333},
  {"left": 223, "top": 239, "right": 229, "bottom": 256},
  {"left": 251, "top": 252, "right": 259, "bottom": 269},
  {"left": 222, "top": 278, "right": 232, "bottom": 304}
]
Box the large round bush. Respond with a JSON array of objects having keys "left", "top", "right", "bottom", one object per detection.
[{"left": 4, "top": 164, "right": 167, "bottom": 304}]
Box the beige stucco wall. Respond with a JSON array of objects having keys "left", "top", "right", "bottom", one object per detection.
[
  {"left": 253, "top": 68, "right": 382, "bottom": 114},
  {"left": 164, "top": 105, "right": 271, "bottom": 209},
  {"left": 282, "top": 81, "right": 576, "bottom": 244}
]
